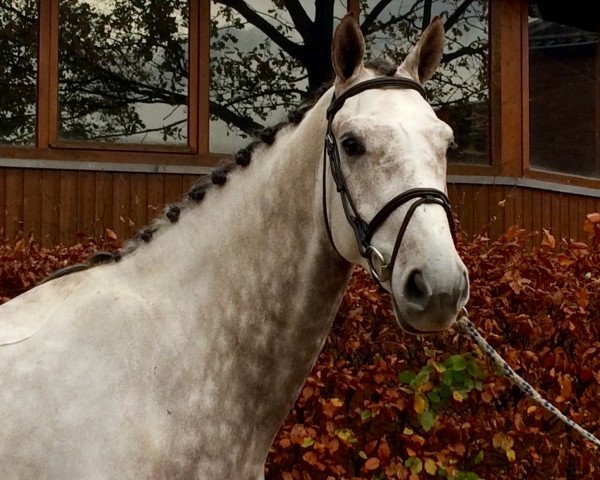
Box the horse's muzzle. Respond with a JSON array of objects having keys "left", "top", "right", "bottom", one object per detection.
[{"left": 392, "top": 264, "right": 469, "bottom": 335}]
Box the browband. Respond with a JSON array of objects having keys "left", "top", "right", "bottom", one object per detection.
[{"left": 327, "top": 77, "right": 426, "bottom": 120}]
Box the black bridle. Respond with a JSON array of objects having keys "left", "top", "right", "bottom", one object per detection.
[{"left": 323, "top": 77, "right": 456, "bottom": 285}]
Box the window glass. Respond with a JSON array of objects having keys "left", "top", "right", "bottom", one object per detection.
[
  {"left": 0, "top": 2, "right": 38, "bottom": 145},
  {"left": 58, "top": 0, "right": 189, "bottom": 145},
  {"left": 529, "top": 4, "right": 599, "bottom": 177},
  {"left": 361, "top": 0, "right": 489, "bottom": 165},
  {"left": 209, "top": 1, "right": 348, "bottom": 153}
]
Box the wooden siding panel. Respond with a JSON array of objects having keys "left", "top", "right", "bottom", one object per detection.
[
  {"left": 112, "top": 173, "right": 131, "bottom": 241},
  {"left": 0, "top": 168, "right": 5, "bottom": 237},
  {"left": 59, "top": 171, "right": 78, "bottom": 243},
  {"left": 472, "top": 186, "right": 490, "bottom": 236},
  {"left": 559, "top": 193, "right": 569, "bottom": 240},
  {"left": 511, "top": 187, "right": 523, "bottom": 228},
  {"left": 183, "top": 174, "right": 197, "bottom": 193},
  {"left": 95, "top": 172, "right": 113, "bottom": 236},
  {"left": 587, "top": 198, "right": 596, "bottom": 220},
  {"left": 568, "top": 196, "right": 580, "bottom": 240},
  {"left": 522, "top": 187, "right": 533, "bottom": 232},
  {"left": 147, "top": 174, "right": 165, "bottom": 221},
  {"left": 459, "top": 185, "right": 475, "bottom": 238},
  {"left": 6, "top": 167, "right": 600, "bottom": 246},
  {"left": 164, "top": 174, "right": 184, "bottom": 206},
  {"left": 577, "top": 197, "right": 589, "bottom": 239},
  {"left": 5, "top": 169, "right": 24, "bottom": 240},
  {"left": 489, "top": 186, "right": 506, "bottom": 238},
  {"left": 23, "top": 170, "right": 42, "bottom": 240},
  {"left": 504, "top": 186, "right": 517, "bottom": 229},
  {"left": 77, "top": 171, "right": 96, "bottom": 237},
  {"left": 130, "top": 173, "right": 148, "bottom": 231},
  {"left": 531, "top": 189, "right": 542, "bottom": 236},
  {"left": 551, "top": 193, "right": 561, "bottom": 239},
  {"left": 40, "top": 170, "right": 60, "bottom": 244}
]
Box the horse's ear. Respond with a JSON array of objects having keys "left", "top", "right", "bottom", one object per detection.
[
  {"left": 331, "top": 13, "right": 365, "bottom": 83},
  {"left": 399, "top": 16, "right": 445, "bottom": 83}
]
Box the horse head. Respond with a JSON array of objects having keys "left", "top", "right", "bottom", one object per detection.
[{"left": 324, "top": 14, "right": 469, "bottom": 334}]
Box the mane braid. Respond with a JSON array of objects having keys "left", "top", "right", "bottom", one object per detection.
[{"left": 39, "top": 82, "right": 334, "bottom": 285}]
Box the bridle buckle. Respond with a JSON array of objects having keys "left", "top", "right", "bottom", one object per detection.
[{"left": 366, "top": 245, "right": 390, "bottom": 283}]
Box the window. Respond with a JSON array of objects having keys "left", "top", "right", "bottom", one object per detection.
[
  {"left": 0, "top": 2, "right": 38, "bottom": 145},
  {"left": 528, "top": 3, "right": 599, "bottom": 178},
  {"left": 57, "top": 0, "right": 189, "bottom": 145}
]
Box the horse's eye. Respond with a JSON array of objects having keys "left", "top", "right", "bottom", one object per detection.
[{"left": 341, "top": 136, "right": 365, "bottom": 157}]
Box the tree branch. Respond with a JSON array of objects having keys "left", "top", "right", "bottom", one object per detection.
[
  {"left": 213, "top": 0, "right": 306, "bottom": 62},
  {"left": 421, "top": 0, "right": 432, "bottom": 31},
  {"left": 209, "top": 100, "right": 263, "bottom": 134},
  {"left": 282, "top": 0, "right": 313, "bottom": 42},
  {"left": 87, "top": 118, "right": 187, "bottom": 141},
  {"left": 360, "top": 0, "right": 395, "bottom": 35},
  {"left": 444, "top": 0, "right": 475, "bottom": 31},
  {"left": 222, "top": 87, "right": 306, "bottom": 109},
  {"left": 442, "top": 44, "right": 486, "bottom": 64}
]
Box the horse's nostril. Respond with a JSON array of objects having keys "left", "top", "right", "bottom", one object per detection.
[{"left": 404, "top": 269, "right": 431, "bottom": 308}]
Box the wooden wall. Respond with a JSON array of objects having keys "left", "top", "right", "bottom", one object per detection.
[
  {"left": 0, "top": 167, "right": 196, "bottom": 245},
  {"left": 2, "top": 167, "right": 600, "bottom": 246},
  {"left": 448, "top": 183, "right": 600, "bottom": 242}
]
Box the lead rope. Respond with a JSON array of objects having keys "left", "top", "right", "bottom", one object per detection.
[{"left": 455, "top": 309, "right": 600, "bottom": 449}]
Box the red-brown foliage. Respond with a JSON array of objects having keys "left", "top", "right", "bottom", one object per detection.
[{"left": 1, "top": 218, "right": 600, "bottom": 479}]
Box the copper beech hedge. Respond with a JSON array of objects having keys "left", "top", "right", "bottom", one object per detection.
[{"left": 2, "top": 218, "right": 600, "bottom": 480}]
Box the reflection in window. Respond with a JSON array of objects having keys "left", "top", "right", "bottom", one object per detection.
[
  {"left": 209, "top": 1, "right": 488, "bottom": 160},
  {"left": 58, "top": 0, "right": 188, "bottom": 145},
  {"left": 209, "top": 1, "right": 347, "bottom": 153},
  {"left": 0, "top": 2, "right": 38, "bottom": 145},
  {"left": 529, "top": 4, "right": 599, "bottom": 177},
  {"left": 361, "top": 0, "right": 489, "bottom": 165}
]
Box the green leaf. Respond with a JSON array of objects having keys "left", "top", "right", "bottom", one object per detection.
[
  {"left": 466, "top": 360, "right": 486, "bottom": 380},
  {"left": 398, "top": 370, "right": 416, "bottom": 384},
  {"left": 413, "top": 365, "right": 433, "bottom": 387},
  {"left": 420, "top": 410, "right": 435, "bottom": 432},
  {"left": 359, "top": 450, "right": 367, "bottom": 459},
  {"left": 301, "top": 437, "right": 314, "bottom": 448},
  {"left": 405, "top": 456, "right": 423, "bottom": 474},
  {"left": 361, "top": 409, "right": 372, "bottom": 421},
  {"left": 427, "top": 389, "right": 441, "bottom": 404},
  {"left": 474, "top": 450, "right": 484, "bottom": 465},
  {"left": 335, "top": 428, "right": 357, "bottom": 443},
  {"left": 444, "top": 354, "right": 468, "bottom": 371}
]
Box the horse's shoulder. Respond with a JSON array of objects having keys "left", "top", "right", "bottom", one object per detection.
[{"left": 0, "top": 273, "right": 86, "bottom": 346}]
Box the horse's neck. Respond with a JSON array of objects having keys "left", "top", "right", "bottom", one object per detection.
[{"left": 123, "top": 91, "right": 352, "bottom": 468}]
